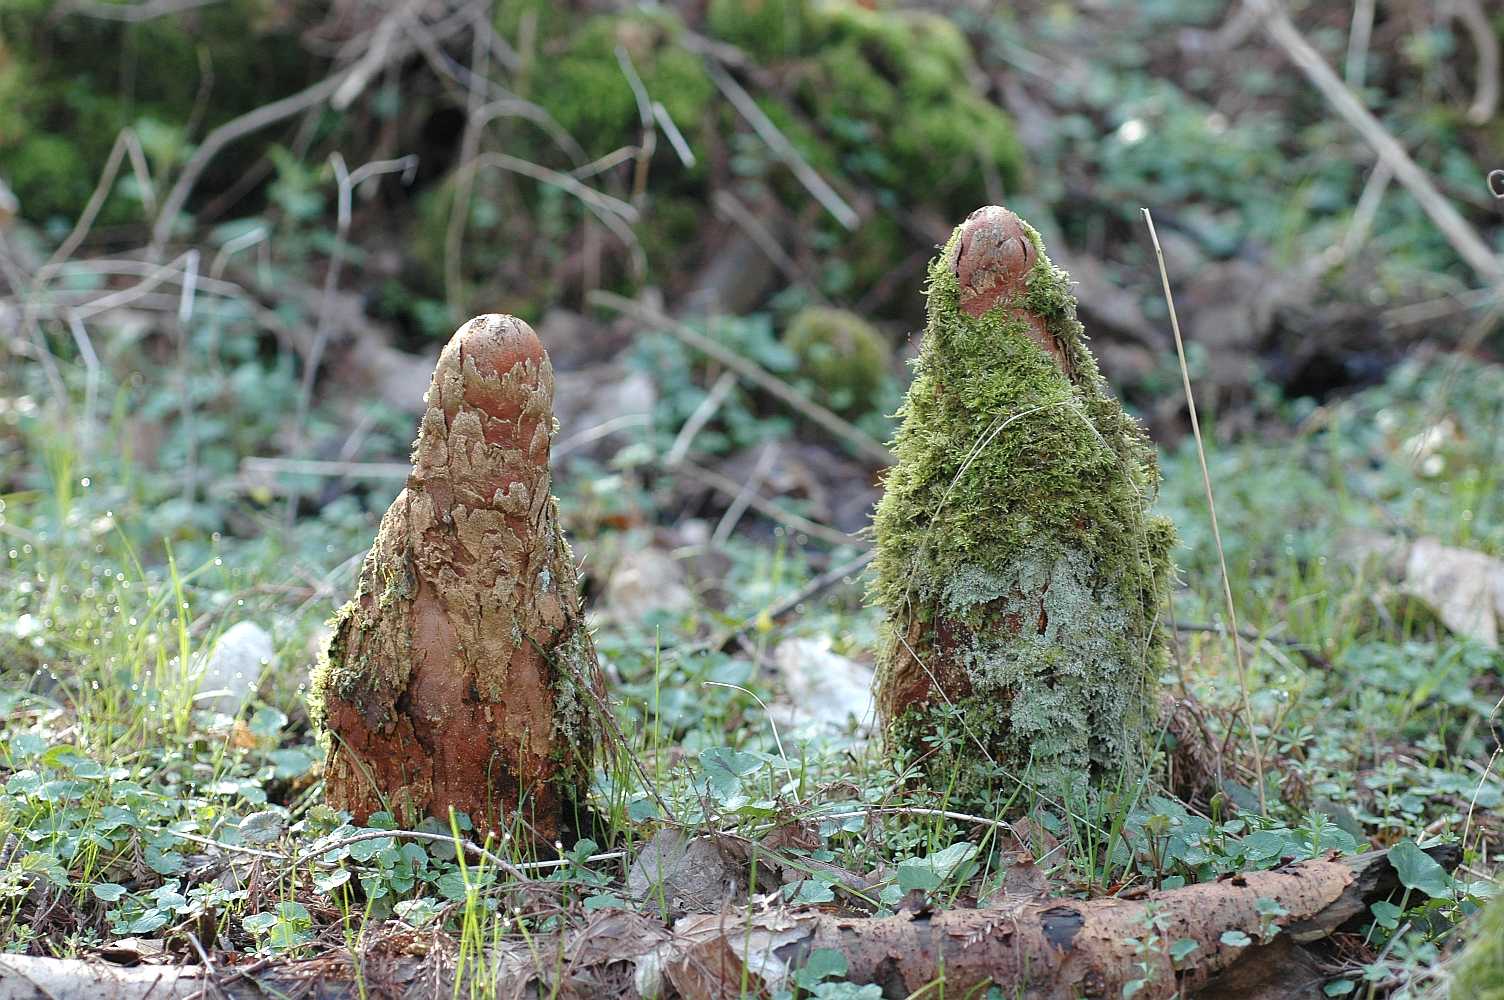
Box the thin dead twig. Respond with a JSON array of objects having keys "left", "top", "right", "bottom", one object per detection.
[
  {"left": 1244, "top": 0, "right": 1504, "bottom": 286},
  {"left": 713, "top": 190, "right": 827, "bottom": 303},
  {"left": 664, "top": 370, "right": 737, "bottom": 468},
  {"left": 1145, "top": 207, "right": 1268, "bottom": 815},
  {"left": 444, "top": 16, "right": 492, "bottom": 319},
  {"left": 700, "top": 59, "right": 859, "bottom": 231},
  {"left": 615, "top": 45, "right": 658, "bottom": 205},
  {"left": 283, "top": 154, "right": 418, "bottom": 528},
  {"left": 148, "top": 2, "right": 466, "bottom": 256},
  {"left": 1344, "top": 0, "right": 1375, "bottom": 89},
  {"left": 672, "top": 549, "right": 875, "bottom": 658},
  {"left": 289, "top": 828, "right": 528, "bottom": 883},
  {"left": 59, "top": 0, "right": 219, "bottom": 21},
  {"left": 242, "top": 457, "right": 411, "bottom": 481},
  {"left": 1451, "top": 0, "right": 1500, "bottom": 124},
  {"left": 680, "top": 459, "right": 864, "bottom": 550},
  {"left": 711, "top": 440, "right": 779, "bottom": 547},
  {"left": 457, "top": 153, "right": 646, "bottom": 280},
  {"left": 589, "top": 291, "right": 893, "bottom": 467}
]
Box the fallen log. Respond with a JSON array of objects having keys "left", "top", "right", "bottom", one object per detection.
[{"left": 0, "top": 843, "right": 1457, "bottom": 1000}]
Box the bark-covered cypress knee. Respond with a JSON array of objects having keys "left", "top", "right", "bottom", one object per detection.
[
  {"left": 311, "top": 314, "right": 604, "bottom": 842},
  {"left": 871, "top": 206, "right": 1176, "bottom": 805}
]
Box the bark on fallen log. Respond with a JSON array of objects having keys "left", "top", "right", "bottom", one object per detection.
[{"left": 0, "top": 844, "right": 1456, "bottom": 1000}]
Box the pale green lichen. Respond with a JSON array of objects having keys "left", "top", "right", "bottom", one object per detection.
[{"left": 871, "top": 212, "right": 1175, "bottom": 808}]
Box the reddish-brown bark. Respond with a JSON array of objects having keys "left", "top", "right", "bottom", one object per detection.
[{"left": 313, "top": 314, "right": 603, "bottom": 842}]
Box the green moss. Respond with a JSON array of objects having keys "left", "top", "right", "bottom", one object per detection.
[
  {"left": 0, "top": 0, "right": 316, "bottom": 224},
  {"left": 791, "top": 3, "right": 1023, "bottom": 213},
  {"left": 784, "top": 306, "right": 892, "bottom": 416},
  {"left": 707, "top": 0, "right": 809, "bottom": 60},
  {"left": 5, "top": 135, "right": 95, "bottom": 223},
  {"left": 537, "top": 10, "right": 714, "bottom": 163},
  {"left": 1453, "top": 890, "right": 1504, "bottom": 999},
  {"left": 870, "top": 212, "right": 1174, "bottom": 807}
]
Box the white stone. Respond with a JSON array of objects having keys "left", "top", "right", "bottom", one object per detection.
[
  {"left": 194, "top": 622, "right": 273, "bottom": 714},
  {"left": 602, "top": 548, "right": 693, "bottom": 624},
  {"left": 770, "top": 637, "right": 875, "bottom": 737}
]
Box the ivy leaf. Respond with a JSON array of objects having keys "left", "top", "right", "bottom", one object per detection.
[
  {"left": 129, "top": 910, "right": 170, "bottom": 934},
  {"left": 243, "top": 912, "right": 278, "bottom": 934},
  {"left": 239, "top": 810, "right": 285, "bottom": 844},
  {"left": 697, "top": 747, "right": 764, "bottom": 803},
  {"left": 1220, "top": 930, "right": 1252, "bottom": 948},
  {"left": 1169, "top": 938, "right": 1199, "bottom": 963},
  {"left": 436, "top": 868, "right": 470, "bottom": 901},
  {"left": 314, "top": 869, "right": 351, "bottom": 894},
  {"left": 1369, "top": 900, "right": 1402, "bottom": 929},
  {"left": 91, "top": 882, "right": 128, "bottom": 902},
  {"left": 349, "top": 835, "right": 393, "bottom": 862},
  {"left": 1387, "top": 841, "right": 1451, "bottom": 898},
  {"left": 144, "top": 846, "right": 182, "bottom": 875},
  {"left": 793, "top": 878, "right": 836, "bottom": 904},
  {"left": 794, "top": 947, "right": 848, "bottom": 990},
  {"left": 584, "top": 893, "right": 628, "bottom": 912},
  {"left": 897, "top": 842, "right": 978, "bottom": 893},
  {"left": 248, "top": 707, "right": 289, "bottom": 738},
  {"left": 896, "top": 857, "right": 941, "bottom": 893}
]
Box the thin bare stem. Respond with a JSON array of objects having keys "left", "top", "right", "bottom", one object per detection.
[
  {"left": 681, "top": 459, "right": 860, "bottom": 549},
  {"left": 665, "top": 370, "right": 737, "bottom": 468},
  {"left": 1245, "top": 0, "right": 1504, "bottom": 285},
  {"left": 589, "top": 291, "right": 893, "bottom": 466},
  {"left": 702, "top": 60, "right": 858, "bottom": 230},
  {"left": 1143, "top": 207, "right": 1267, "bottom": 815}
]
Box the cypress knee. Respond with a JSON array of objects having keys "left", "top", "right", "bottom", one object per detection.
[
  {"left": 311, "top": 314, "right": 603, "bottom": 841},
  {"left": 870, "top": 207, "right": 1176, "bottom": 806}
]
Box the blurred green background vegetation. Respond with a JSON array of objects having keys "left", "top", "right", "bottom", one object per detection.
[{"left": 1, "top": 0, "right": 1503, "bottom": 989}]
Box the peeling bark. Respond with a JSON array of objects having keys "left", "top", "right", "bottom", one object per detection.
[
  {"left": 311, "top": 314, "right": 604, "bottom": 842},
  {"left": 0, "top": 846, "right": 1454, "bottom": 1000}
]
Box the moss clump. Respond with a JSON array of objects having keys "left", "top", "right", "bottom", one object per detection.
[
  {"left": 0, "top": 1, "right": 316, "bottom": 224},
  {"left": 870, "top": 206, "right": 1175, "bottom": 808},
  {"left": 1452, "top": 890, "right": 1504, "bottom": 999},
  {"left": 707, "top": 0, "right": 808, "bottom": 60},
  {"left": 784, "top": 306, "right": 892, "bottom": 416},
  {"left": 536, "top": 10, "right": 714, "bottom": 163},
  {"left": 795, "top": 3, "right": 1023, "bottom": 215}
]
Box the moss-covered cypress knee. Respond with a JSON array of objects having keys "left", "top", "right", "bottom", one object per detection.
[
  {"left": 311, "top": 315, "right": 604, "bottom": 842},
  {"left": 871, "top": 206, "right": 1175, "bottom": 806}
]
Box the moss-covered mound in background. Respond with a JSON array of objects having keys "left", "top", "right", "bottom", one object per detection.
[
  {"left": 0, "top": 0, "right": 317, "bottom": 224},
  {"left": 420, "top": 0, "right": 1025, "bottom": 320},
  {"left": 711, "top": 0, "right": 1023, "bottom": 216},
  {"left": 870, "top": 206, "right": 1175, "bottom": 809},
  {"left": 784, "top": 306, "right": 892, "bottom": 416}
]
